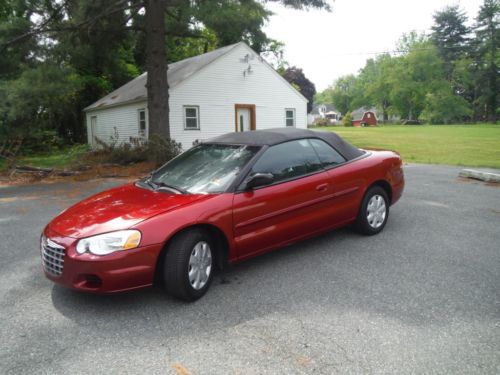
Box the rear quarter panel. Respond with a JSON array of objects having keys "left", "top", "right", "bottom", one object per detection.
[
  {"left": 353, "top": 150, "right": 404, "bottom": 205},
  {"left": 327, "top": 151, "right": 403, "bottom": 208}
]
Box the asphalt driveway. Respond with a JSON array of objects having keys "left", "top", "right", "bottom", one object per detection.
[{"left": 0, "top": 164, "right": 499, "bottom": 374}]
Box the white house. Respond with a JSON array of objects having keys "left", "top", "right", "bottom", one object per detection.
[
  {"left": 84, "top": 42, "right": 308, "bottom": 150},
  {"left": 308, "top": 104, "right": 341, "bottom": 125}
]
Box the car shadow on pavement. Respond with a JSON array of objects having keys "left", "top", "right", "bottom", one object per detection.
[
  {"left": 49, "top": 207, "right": 498, "bottom": 342},
  {"left": 49, "top": 227, "right": 365, "bottom": 334}
]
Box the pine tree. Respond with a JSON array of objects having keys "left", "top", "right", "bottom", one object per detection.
[
  {"left": 431, "top": 5, "right": 470, "bottom": 79},
  {"left": 1, "top": 0, "right": 331, "bottom": 141},
  {"left": 473, "top": 0, "right": 499, "bottom": 121}
]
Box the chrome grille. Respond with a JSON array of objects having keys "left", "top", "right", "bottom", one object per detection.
[{"left": 41, "top": 236, "right": 65, "bottom": 277}]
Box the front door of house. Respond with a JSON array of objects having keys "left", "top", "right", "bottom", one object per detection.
[
  {"left": 235, "top": 104, "right": 255, "bottom": 132},
  {"left": 237, "top": 108, "right": 250, "bottom": 132},
  {"left": 90, "top": 116, "right": 97, "bottom": 147}
]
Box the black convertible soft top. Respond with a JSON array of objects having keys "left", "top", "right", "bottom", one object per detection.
[{"left": 206, "top": 128, "right": 365, "bottom": 161}]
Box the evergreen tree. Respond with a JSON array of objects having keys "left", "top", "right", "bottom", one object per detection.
[
  {"left": 473, "top": 0, "right": 499, "bottom": 121},
  {"left": 431, "top": 5, "right": 470, "bottom": 79},
  {"left": 0, "top": 0, "right": 331, "bottom": 142}
]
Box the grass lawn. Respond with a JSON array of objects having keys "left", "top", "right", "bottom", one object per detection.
[
  {"left": 2, "top": 125, "right": 499, "bottom": 173},
  {"left": 320, "top": 124, "right": 500, "bottom": 169},
  {"left": 0, "top": 144, "right": 89, "bottom": 172}
]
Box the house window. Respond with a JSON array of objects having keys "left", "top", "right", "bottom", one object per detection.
[
  {"left": 184, "top": 106, "right": 200, "bottom": 130},
  {"left": 285, "top": 108, "right": 295, "bottom": 127},
  {"left": 366, "top": 113, "right": 371, "bottom": 118},
  {"left": 138, "top": 109, "right": 146, "bottom": 137}
]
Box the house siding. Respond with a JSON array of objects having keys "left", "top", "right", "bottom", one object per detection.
[
  {"left": 169, "top": 44, "right": 307, "bottom": 150},
  {"left": 85, "top": 43, "right": 307, "bottom": 151},
  {"left": 86, "top": 102, "right": 147, "bottom": 146}
]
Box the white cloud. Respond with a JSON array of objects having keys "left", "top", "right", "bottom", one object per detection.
[{"left": 263, "top": 0, "right": 482, "bottom": 91}]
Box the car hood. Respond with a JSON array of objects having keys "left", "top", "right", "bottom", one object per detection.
[{"left": 48, "top": 183, "right": 214, "bottom": 238}]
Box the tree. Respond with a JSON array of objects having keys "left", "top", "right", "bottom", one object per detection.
[
  {"left": 316, "top": 75, "right": 359, "bottom": 115},
  {"left": 388, "top": 39, "right": 446, "bottom": 121},
  {"left": 473, "top": 0, "right": 499, "bottom": 121},
  {"left": 281, "top": 67, "right": 316, "bottom": 112},
  {"left": 1, "top": 0, "right": 331, "bottom": 142},
  {"left": 0, "top": 0, "right": 39, "bottom": 80},
  {"left": 452, "top": 56, "right": 478, "bottom": 119},
  {"left": 0, "top": 65, "right": 83, "bottom": 139},
  {"left": 396, "top": 31, "right": 427, "bottom": 53},
  {"left": 431, "top": 5, "right": 470, "bottom": 79},
  {"left": 354, "top": 54, "right": 394, "bottom": 122},
  {"left": 0, "top": 0, "right": 143, "bottom": 142},
  {"left": 421, "top": 83, "right": 471, "bottom": 123}
]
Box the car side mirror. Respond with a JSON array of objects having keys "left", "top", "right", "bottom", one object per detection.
[{"left": 245, "top": 173, "right": 274, "bottom": 190}]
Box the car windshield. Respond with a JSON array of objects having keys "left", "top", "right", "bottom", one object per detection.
[{"left": 150, "top": 144, "right": 260, "bottom": 194}]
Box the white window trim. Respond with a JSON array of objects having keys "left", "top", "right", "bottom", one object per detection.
[
  {"left": 183, "top": 105, "right": 200, "bottom": 130},
  {"left": 138, "top": 108, "right": 147, "bottom": 137},
  {"left": 285, "top": 108, "right": 296, "bottom": 127}
]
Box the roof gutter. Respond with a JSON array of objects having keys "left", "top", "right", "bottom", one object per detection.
[{"left": 83, "top": 97, "right": 147, "bottom": 112}]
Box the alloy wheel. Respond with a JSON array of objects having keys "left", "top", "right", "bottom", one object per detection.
[
  {"left": 366, "top": 194, "right": 387, "bottom": 229},
  {"left": 188, "top": 241, "right": 212, "bottom": 290}
]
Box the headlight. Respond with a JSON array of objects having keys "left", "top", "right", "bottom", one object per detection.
[{"left": 76, "top": 230, "right": 141, "bottom": 255}]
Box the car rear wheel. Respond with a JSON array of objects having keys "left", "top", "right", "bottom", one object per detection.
[
  {"left": 355, "top": 186, "right": 389, "bottom": 235},
  {"left": 162, "top": 228, "right": 214, "bottom": 301}
]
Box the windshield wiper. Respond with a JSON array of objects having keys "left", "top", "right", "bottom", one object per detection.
[
  {"left": 135, "top": 176, "right": 155, "bottom": 191},
  {"left": 151, "top": 180, "right": 189, "bottom": 195},
  {"left": 146, "top": 179, "right": 157, "bottom": 190}
]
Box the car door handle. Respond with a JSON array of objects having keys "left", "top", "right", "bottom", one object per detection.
[{"left": 316, "top": 183, "right": 329, "bottom": 192}]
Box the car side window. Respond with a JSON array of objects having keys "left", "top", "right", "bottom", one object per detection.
[
  {"left": 250, "top": 140, "right": 323, "bottom": 185},
  {"left": 309, "top": 139, "right": 346, "bottom": 168}
]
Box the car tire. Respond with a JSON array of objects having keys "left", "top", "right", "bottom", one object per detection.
[
  {"left": 162, "top": 228, "right": 215, "bottom": 302},
  {"left": 355, "top": 186, "right": 390, "bottom": 235}
]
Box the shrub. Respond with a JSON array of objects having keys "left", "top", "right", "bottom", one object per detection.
[
  {"left": 312, "top": 118, "right": 331, "bottom": 127},
  {"left": 342, "top": 112, "right": 353, "bottom": 127},
  {"left": 401, "top": 119, "right": 423, "bottom": 125},
  {"left": 91, "top": 132, "right": 182, "bottom": 167},
  {"left": 20, "top": 129, "right": 65, "bottom": 155},
  {"left": 146, "top": 134, "right": 182, "bottom": 166}
]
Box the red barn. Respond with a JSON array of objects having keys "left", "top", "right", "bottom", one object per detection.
[{"left": 351, "top": 107, "right": 378, "bottom": 127}]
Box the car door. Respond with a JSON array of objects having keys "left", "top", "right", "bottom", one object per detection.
[
  {"left": 232, "top": 139, "right": 336, "bottom": 260},
  {"left": 309, "top": 138, "right": 364, "bottom": 225}
]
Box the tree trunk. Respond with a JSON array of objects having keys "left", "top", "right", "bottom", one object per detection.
[
  {"left": 145, "top": 0, "right": 170, "bottom": 139},
  {"left": 382, "top": 100, "right": 388, "bottom": 123}
]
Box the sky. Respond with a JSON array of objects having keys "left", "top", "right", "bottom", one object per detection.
[{"left": 263, "top": 0, "right": 483, "bottom": 91}]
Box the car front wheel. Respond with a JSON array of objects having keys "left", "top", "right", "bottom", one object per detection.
[
  {"left": 355, "top": 186, "right": 389, "bottom": 235},
  {"left": 162, "top": 228, "right": 214, "bottom": 301}
]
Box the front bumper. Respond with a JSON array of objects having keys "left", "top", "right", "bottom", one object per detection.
[{"left": 42, "top": 227, "right": 163, "bottom": 293}]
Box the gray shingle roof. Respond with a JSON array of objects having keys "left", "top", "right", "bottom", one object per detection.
[
  {"left": 84, "top": 43, "right": 240, "bottom": 111},
  {"left": 310, "top": 104, "right": 339, "bottom": 115}
]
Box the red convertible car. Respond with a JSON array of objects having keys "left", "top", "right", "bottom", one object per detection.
[{"left": 41, "top": 128, "right": 404, "bottom": 301}]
